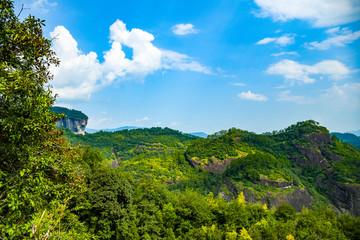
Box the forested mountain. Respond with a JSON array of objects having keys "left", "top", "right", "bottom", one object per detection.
[{"left": 63, "top": 120, "right": 360, "bottom": 218}]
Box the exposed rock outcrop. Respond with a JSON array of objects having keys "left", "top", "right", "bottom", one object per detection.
[
  {"left": 218, "top": 178, "right": 315, "bottom": 212},
  {"left": 253, "top": 176, "right": 293, "bottom": 189},
  {"left": 292, "top": 133, "right": 343, "bottom": 169},
  {"left": 56, "top": 118, "right": 88, "bottom": 135},
  {"left": 318, "top": 170, "right": 360, "bottom": 216},
  {"left": 187, "top": 157, "right": 240, "bottom": 174}
]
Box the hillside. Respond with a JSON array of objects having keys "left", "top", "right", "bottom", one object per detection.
[
  {"left": 185, "top": 120, "right": 360, "bottom": 215},
  {"left": 62, "top": 120, "right": 360, "bottom": 217}
]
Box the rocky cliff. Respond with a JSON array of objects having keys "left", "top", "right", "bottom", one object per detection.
[
  {"left": 56, "top": 118, "right": 88, "bottom": 135},
  {"left": 52, "top": 106, "right": 89, "bottom": 135}
]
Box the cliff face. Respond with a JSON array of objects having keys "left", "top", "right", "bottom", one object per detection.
[
  {"left": 218, "top": 178, "right": 315, "bottom": 212},
  {"left": 56, "top": 118, "right": 88, "bottom": 135}
]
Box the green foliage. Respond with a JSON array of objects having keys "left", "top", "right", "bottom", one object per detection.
[
  {"left": 226, "top": 152, "right": 290, "bottom": 181},
  {"left": 51, "top": 106, "right": 89, "bottom": 119},
  {"left": 274, "top": 202, "right": 296, "bottom": 222},
  {"left": 0, "top": 1, "right": 88, "bottom": 238}
]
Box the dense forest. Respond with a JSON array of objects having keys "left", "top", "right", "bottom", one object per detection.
[{"left": 1, "top": 1, "right": 360, "bottom": 239}]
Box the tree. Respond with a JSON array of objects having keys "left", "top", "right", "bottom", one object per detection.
[
  {"left": 0, "top": 0, "right": 59, "bottom": 172},
  {"left": 0, "top": 1, "right": 87, "bottom": 238},
  {"left": 274, "top": 202, "right": 296, "bottom": 222}
]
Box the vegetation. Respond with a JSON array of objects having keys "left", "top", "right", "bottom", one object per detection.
[
  {"left": 51, "top": 106, "right": 89, "bottom": 119},
  {"left": 1, "top": 1, "right": 360, "bottom": 239}
]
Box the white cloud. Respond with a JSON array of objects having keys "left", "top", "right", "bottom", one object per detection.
[
  {"left": 29, "top": 0, "right": 57, "bottom": 13},
  {"left": 321, "top": 83, "right": 360, "bottom": 109},
  {"left": 230, "top": 82, "right": 246, "bottom": 86},
  {"left": 103, "top": 20, "right": 162, "bottom": 81},
  {"left": 266, "top": 59, "right": 350, "bottom": 84},
  {"left": 253, "top": 0, "right": 360, "bottom": 27},
  {"left": 256, "top": 34, "right": 295, "bottom": 46},
  {"left": 50, "top": 26, "right": 103, "bottom": 99},
  {"left": 271, "top": 51, "right": 299, "bottom": 57},
  {"left": 136, "top": 116, "right": 150, "bottom": 122},
  {"left": 238, "top": 91, "right": 268, "bottom": 101},
  {"left": 50, "top": 21, "right": 211, "bottom": 99},
  {"left": 161, "top": 50, "right": 212, "bottom": 74},
  {"left": 305, "top": 27, "right": 360, "bottom": 50},
  {"left": 277, "top": 90, "right": 309, "bottom": 104},
  {"left": 172, "top": 23, "right": 198, "bottom": 35}
]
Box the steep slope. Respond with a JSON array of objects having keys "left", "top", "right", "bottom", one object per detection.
[{"left": 185, "top": 120, "right": 360, "bottom": 216}]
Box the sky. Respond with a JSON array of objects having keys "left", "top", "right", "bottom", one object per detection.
[{"left": 14, "top": 0, "right": 360, "bottom": 134}]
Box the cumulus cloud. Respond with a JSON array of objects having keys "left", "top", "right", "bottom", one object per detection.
[
  {"left": 50, "top": 21, "right": 211, "bottom": 99},
  {"left": 50, "top": 26, "right": 103, "bottom": 99},
  {"left": 266, "top": 59, "right": 350, "bottom": 84},
  {"left": 238, "top": 91, "right": 268, "bottom": 101},
  {"left": 305, "top": 27, "right": 360, "bottom": 50},
  {"left": 103, "top": 20, "right": 162, "bottom": 81},
  {"left": 256, "top": 34, "right": 295, "bottom": 46},
  {"left": 172, "top": 23, "right": 198, "bottom": 35},
  {"left": 253, "top": 0, "right": 360, "bottom": 27}
]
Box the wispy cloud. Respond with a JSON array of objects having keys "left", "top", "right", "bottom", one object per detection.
[
  {"left": 253, "top": 0, "right": 360, "bottom": 27},
  {"left": 266, "top": 59, "right": 350, "bottom": 84},
  {"left": 277, "top": 90, "right": 309, "bottom": 104},
  {"left": 161, "top": 50, "right": 212, "bottom": 74},
  {"left": 230, "top": 82, "right": 246, "bottom": 86},
  {"left": 29, "top": 0, "right": 57, "bottom": 13},
  {"left": 238, "top": 91, "right": 268, "bottom": 101},
  {"left": 305, "top": 27, "right": 360, "bottom": 50},
  {"left": 172, "top": 23, "right": 199, "bottom": 35},
  {"left": 136, "top": 116, "right": 150, "bottom": 122},
  {"left": 271, "top": 51, "right": 299, "bottom": 57},
  {"left": 321, "top": 83, "right": 360, "bottom": 110},
  {"left": 256, "top": 34, "right": 295, "bottom": 46}
]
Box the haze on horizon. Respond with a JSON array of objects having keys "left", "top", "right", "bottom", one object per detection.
[{"left": 14, "top": 0, "right": 360, "bottom": 134}]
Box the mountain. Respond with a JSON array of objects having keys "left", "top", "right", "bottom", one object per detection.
[
  {"left": 63, "top": 120, "right": 360, "bottom": 216},
  {"left": 86, "top": 126, "right": 138, "bottom": 133},
  {"left": 51, "top": 106, "right": 88, "bottom": 135},
  {"left": 188, "top": 132, "right": 208, "bottom": 138},
  {"left": 331, "top": 132, "right": 360, "bottom": 148},
  {"left": 349, "top": 129, "right": 360, "bottom": 136},
  {"left": 185, "top": 120, "right": 360, "bottom": 216}
]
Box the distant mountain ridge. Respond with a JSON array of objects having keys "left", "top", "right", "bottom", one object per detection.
[
  {"left": 188, "top": 132, "right": 208, "bottom": 138},
  {"left": 86, "top": 126, "right": 207, "bottom": 138},
  {"left": 86, "top": 126, "right": 138, "bottom": 133},
  {"left": 349, "top": 129, "right": 360, "bottom": 136},
  {"left": 331, "top": 132, "right": 360, "bottom": 148}
]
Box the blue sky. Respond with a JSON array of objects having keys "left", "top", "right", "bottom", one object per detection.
[{"left": 14, "top": 0, "right": 360, "bottom": 134}]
